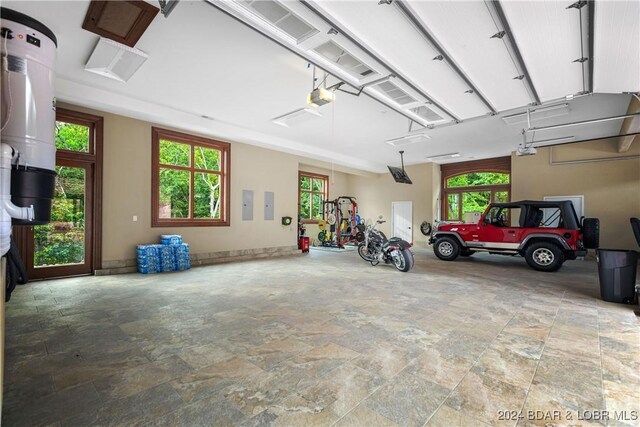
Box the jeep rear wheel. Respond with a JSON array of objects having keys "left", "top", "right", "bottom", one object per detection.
[
  {"left": 582, "top": 218, "right": 600, "bottom": 249},
  {"left": 434, "top": 236, "right": 461, "bottom": 261},
  {"left": 524, "top": 242, "right": 564, "bottom": 272}
]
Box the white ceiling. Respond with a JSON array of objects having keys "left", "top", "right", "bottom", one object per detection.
[{"left": 3, "top": 0, "right": 638, "bottom": 173}]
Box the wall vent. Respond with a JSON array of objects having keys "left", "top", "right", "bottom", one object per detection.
[
  {"left": 312, "top": 40, "right": 377, "bottom": 79},
  {"left": 410, "top": 105, "right": 444, "bottom": 123},
  {"left": 271, "top": 107, "right": 322, "bottom": 127},
  {"left": 85, "top": 37, "right": 148, "bottom": 82},
  {"left": 240, "top": 0, "right": 318, "bottom": 42},
  {"left": 374, "top": 80, "right": 416, "bottom": 105}
]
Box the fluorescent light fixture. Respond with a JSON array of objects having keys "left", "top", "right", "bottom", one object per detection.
[
  {"left": 530, "top": 135, "right": 576, "bottom": 147},
  {"left": 501, "top": 103, "right": 570, "bottom": 125},
  {"left": 307, "top": 87, "right": 335, "bottom": 108},
  {"left": 85, "top": 38, "right": 148, "bottom": 82},
  {"left": 271, "top": 107, "right": 322, "bottom": 127},
  {"left": 385, "top": 133, "right": 431, "bottom": 147},
  {"left": 426, "top": 152, "right": 462, "bottom": 161}
]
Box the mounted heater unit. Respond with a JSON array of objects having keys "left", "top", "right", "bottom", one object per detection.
[
  {"left": 85, "top": 37, "right": 148, "bottom": 82},
  {"left": 1, "top": 8, "right": 58, "bottom": 256}
]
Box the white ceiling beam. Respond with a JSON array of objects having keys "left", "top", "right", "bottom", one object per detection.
[
  {"left": 500, "top": 1, "right": 585, "bottom": 101},
  {"left": 484, "top": 0, "right": 540, "bottom": 105},
  {"left": 393, "top": 0, "right": 496, "bottom": 115}
]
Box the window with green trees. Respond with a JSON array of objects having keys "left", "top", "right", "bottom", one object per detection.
[
  {"left": 444, "top": 172, "right": 510, "bottom": 221},
  {"left": 299, "top": 172, "right": 327, "bottom": 222},
  {"left": 152, "top": 128, "right": 230, "bottom": 227}
]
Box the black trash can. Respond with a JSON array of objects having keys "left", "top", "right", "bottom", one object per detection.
[{"left": 596, "top": 249, "right": 638, "bottom": 304}]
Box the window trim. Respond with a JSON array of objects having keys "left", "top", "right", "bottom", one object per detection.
[
  {"left": 298, "top": 171, "right": 328, "bottom": 224},
  {"left": 151, "top": 127, "right": 230, "bottom": 227}
]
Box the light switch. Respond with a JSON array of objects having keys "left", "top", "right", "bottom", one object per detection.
[{"left": 133, "top": 215, "right": 138, "bottom": 222}]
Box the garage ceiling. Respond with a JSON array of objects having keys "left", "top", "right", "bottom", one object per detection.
[{"left": 4, "top": 0, "right": 638, "bottom": 172}]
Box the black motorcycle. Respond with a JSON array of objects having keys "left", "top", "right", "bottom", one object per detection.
[{"left": 357, "top": 218, "right": 414, "bottom": 272}]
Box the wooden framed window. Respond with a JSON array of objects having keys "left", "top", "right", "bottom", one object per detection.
[
  {"left": 299, "top": 171, "right": 328, "bottom": 223},
  {"left": 440, "top": 157, "right": 511, "bottom": 221},
  {"left": 152, "top": 127, "right": 230, "bottom": 227}
]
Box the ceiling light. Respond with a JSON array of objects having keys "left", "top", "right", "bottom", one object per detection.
[
  {"left": 426, "top": 152, "right": 461, "bottom": 161},
  {"left": 85, "top": 37, "right": 148, "bottom": 82},
  {"left": 385, "top": 133, "right": 431, "bottom": 147},
  {"left": 501, "top": 103, "right": 570, "bottom": 125},
  {"left": 272, "top": 107, "right": 322, "bottom": 127},
  {"left": 307, "top": 87, "right": 335, "bottom": 108}
]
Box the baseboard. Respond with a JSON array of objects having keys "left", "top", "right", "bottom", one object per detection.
[{"left": 96, "top": 245, "right": 301, "bottom": 276}]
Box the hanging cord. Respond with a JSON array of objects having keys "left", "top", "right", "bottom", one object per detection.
[
  {"left": 1, "top": 34, "right": 14, "bottom": 132},
  {"left": 331, "top": 95, "right": 336, "bottom": 185}
]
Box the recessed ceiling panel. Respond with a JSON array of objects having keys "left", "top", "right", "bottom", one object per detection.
[
  {"left": 411, "top": 105, "right": 444, "bottom": 123},
  {"left": 593, "top": 1, "right": 640, "bottom": 93},
  {"left": 312, "top": 40, "right": 378, "bottom": 79},
  {"left": 408, "top": 1, "right": 531, "bottom": 111},
  {"left": 240, "top": 0, "right": 318, "bottom": 42},
  {"left": 310, "top": 0, "right": 489, "bottom": 120},
  {"left": 500, "top": 1, "right": 584, "bottom": 101},
  {"left": 374, "top": 80, "right": 416, "bottom": 105}
]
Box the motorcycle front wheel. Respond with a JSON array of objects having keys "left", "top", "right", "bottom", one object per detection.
[
  {"left": 392, "top": 249, "right": 414, "bottom": 272},
  {"left": 358, "top": 244, "right": 375, "bottom": 262}
]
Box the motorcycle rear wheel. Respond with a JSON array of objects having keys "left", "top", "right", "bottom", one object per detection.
[{"left": 392, "top": 250, "right": 414, "bottom": 272}]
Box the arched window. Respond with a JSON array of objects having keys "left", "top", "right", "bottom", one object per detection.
[{"left": 441, "top": 157, "right": 511, "bottom": 221}]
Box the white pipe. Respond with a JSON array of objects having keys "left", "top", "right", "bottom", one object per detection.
[{"left": 0, "top": 143, "right": 34, "bottom": 256}]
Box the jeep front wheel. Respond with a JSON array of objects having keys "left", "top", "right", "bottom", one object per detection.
[
  {"left": 524, "top": 242, "right": 564, "bottom": 272},
  {"left": 433, "top": 236, "right": 461, "bottom": 261}
]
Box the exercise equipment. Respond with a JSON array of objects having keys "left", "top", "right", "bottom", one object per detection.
[{"left": 320, "top": 196, "right": 360, "bottom": 248}]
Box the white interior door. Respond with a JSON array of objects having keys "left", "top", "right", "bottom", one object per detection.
[{"left": 392, "top": 201, "right": 413, "bottom": 242}]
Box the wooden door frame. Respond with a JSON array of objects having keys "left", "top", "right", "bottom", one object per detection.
[{"left": 14, "top": 108, "right": 103, "bottom": 279}]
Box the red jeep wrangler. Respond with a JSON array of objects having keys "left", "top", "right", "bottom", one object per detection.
[{"left": 429, "top": 200, "right": 599, "bottom": 272}]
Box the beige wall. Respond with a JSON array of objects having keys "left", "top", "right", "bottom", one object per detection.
[
  {"left": 58, "top": 102, "right": 640, "bottom": 265},
  {"left": 59, "top": 103, "right": 300, "bottom": 264},
  {"left": 347, "top": 163, "right": 439, "bottom": 247},
  {"left": 512, "top": 139, "right": 640, "bottom": 250}
]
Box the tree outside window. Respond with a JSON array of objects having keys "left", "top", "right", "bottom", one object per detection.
[
  {"left": 299, "top": 172, "right": 328, "bottom": 222},
  {"left": 152, "top": 128, "right": 230, "bottom": 227},
  {"left": 444, "top": 172, "right": 510, "bottom": 221}
]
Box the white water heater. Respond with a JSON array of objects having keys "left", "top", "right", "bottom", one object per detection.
[{"left": 1, "top": 7, "right": 57, "bottom": 255}]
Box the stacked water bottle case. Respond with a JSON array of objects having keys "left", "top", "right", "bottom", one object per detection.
[{"left": 137, "top": 235, "right": 191, "bottom": 274}]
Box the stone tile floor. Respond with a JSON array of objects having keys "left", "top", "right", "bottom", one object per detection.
[{"left": 2, "top": 248, "right": 639, "bottom": 426}]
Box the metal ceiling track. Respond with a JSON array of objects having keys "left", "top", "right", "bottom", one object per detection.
[
  {"left": 299, "top": 0, "right": 460, "bottom": 122},
  {"left": 527, "top": 112, "right": 640, "bottom": 132},
  {"left": 485, "top": 0, "right": 541, "bottom": 105},
  {"left": 203, "top": 1, "right": 422, "bottom": 126},
  {"left": 393, "top": 0, "right": 497, "bottom": 115},
  {"left": 567, "top": 0, "right": 593, "bottom": 95},
  {"left": 587, "top": 0, "right": 595, "bottom": 94}
]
